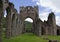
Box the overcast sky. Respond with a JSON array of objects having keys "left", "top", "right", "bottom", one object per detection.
[{"left": 9, "top": 0, "right": 60, "bottom": 26}]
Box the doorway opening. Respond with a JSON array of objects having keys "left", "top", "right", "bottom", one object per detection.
[
  {"left": 57, "top": 29, "right": 60, "bottom": 35},
  {"left": 24, "top": 18, "right": 33, "bottom": 33}
]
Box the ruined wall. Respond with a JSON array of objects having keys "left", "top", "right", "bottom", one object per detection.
[
  {"left": 2, "top": 0, "right": 21, "bottom": 38},
  {"left": 0, "top": 1, "right": 60, "bottom": 42},
  {"left": 7, "top": 3, "right": 21, "bottom": 37},
  {"left": 0, "top": 0, "right": 3, "bottom": 42},
  {"left": 47, "top": 12, "right": 57, "bottom": 35},
  {"left": 11, "top": 9, "right": 18, "bottom": 37},
  {"left": 43, "top": 12, "right": 57, "bottom": 35},
  {"left": 19, "top": 6, "right": 39, "bottom": 35},
  {"left": 37, "top": 12, "right": 57, "bottom": 36},
  {"left": 36, "top": 18, "right": 43, "bottom": 36}
]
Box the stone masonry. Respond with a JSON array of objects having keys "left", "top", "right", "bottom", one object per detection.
[{"left": 0, "top": 0, "right": 60, "bottom": 42}]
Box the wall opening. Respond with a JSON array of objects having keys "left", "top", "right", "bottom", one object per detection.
[
  {"left": 41, "top": 27, "right": 44, "bottom": 35},
  {"left": 24, "top": 18, "right": 33, "bottom": 33},
  {"left": 57, "top": 29, "right": 60, "bottom": 35},
  {"left": 3, "top": 7, "right": 11, "bottom": 38},
  {"left": 3, "top": 10, "right": 7, "bottom": 38}
]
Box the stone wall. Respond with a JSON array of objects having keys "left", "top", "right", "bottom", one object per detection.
[
  {"left": 47, "top": 12, "right": 57, "bottom": 35},
  {"left": 0, "top": 0, "right": 3, "bottom": 42},
  {"left": 0, "top": 1, "right": 60, "bottom": 42},
  {"left": 19, "top": 6, "right": 39, "bottom": 35}
]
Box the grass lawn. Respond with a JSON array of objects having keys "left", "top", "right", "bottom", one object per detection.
[
  {"left": 3, "top": 33, "right": 60, "bottom": 42},
  {"left": 2, "top": 33, "right": 60, "bottom": 42},
  {"left": 3, "top": 33, "right": 48, "bottom": 42}
]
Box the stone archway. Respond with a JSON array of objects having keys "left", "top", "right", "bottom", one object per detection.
[
  {"left": 1, "top": 0, "right": 12, "bottom": 39},
  {"left": 3, "top": 2, "right": 18, "bottom": 38},
  {"left": 5, "top": 6, "right": 12, "bottom": 38},
  {"left": 19, "top": 6, "right": 40, "bottom": 35},
  {"left": 23, "top": 17, "right": 34, "bottom": 33},
  {"left": 24, "top": 18, "right": 33, "bottom": 33}
]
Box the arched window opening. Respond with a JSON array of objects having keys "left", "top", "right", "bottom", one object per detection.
[
  {"left": 3, "top": 10, "right": 8, "bottom": 38},
  {"left": 3, "top": 10, "right": 7, "bottom": 28},
  {"left": 25, "top": 18, "right": 33, "bottom": 23},
  {"left": 4, "top": 10, "right": 7, "bottom": 17}
]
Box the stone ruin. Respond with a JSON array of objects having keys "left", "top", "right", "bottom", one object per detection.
[{"left": 0, "top": 0, "right": 60, "bottom": 42}]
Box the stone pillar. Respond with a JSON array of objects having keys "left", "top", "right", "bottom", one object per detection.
[
  {"left": 45, "top": 27, "right": 49, "bottom": 35},
  {"left": 48, "top": 12, "right": 57, "bottom": 35},
  {"left": 16, "top": 15, "right": 20, "bottom": 35},
  {"left": 5, "top": 7, "right": 12, "bottom": 38},
  {"left": 16, "top": 17, "right": 19, "bottom": 35},
  {"left": 35, "top": 19, "right": 42, "bottom": 36},
  {"left": 0, "top": 0, "right": 3, "bottom": 42},
  {"left": 19, "top": 18, "right": 23, "bottom": 34},
  {"left": 38, "top": 22, "right": 41, "bottom": 36},
  {"left": 18, "top": 16, "right": 22, "bottom": 35},
  {"left": 33, "top": 21, "right": 36, "bottom": 34},
  {"left": 11, "top": 14, "right": 16, "bottom": 37},
  {"left": 22, "top": 21, "right": 25, "bottom": 33}
]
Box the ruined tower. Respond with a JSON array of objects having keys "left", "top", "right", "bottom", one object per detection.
[{"left": 48, "top": 12, "right": 57, "bottom": 35}]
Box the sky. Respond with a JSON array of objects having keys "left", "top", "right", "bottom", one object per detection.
[{"left": 9, "top": 0, "right": 60, "bottom": 26}]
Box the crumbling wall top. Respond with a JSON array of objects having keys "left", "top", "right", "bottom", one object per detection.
[
  {"left": 48, "top": 12, "right": 55, "bottom": 18},
  {"left": 9, "top": 2, "right": 14, "bottom": 8},
  {"left": 20, "top": 6, "right": 38, "bottom": 11}
]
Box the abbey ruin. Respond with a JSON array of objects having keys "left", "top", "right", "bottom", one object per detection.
[{"left": 0, "top": 0, "right": 60, "bottom": 42}]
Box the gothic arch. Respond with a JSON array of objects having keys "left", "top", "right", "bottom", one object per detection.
[
  {"left": 23, "top": 17, "right": 34, "bottom": 33},
  {"left": 23, "top": 16, "right": 34, "bottom": 22},
  {"left": 20, "top": 6, "right": 39, "bottom": 34},
  {"left": 4, "top": 7, "right": 12, "bottom": 38},
  {"left": 3, "top": 2, "right": 17, "bottom": 38}
]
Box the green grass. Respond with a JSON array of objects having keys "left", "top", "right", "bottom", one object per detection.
[
  {"left": 2, "top": 33, "right": 60, "bottom": 42},
  {"left": 42, "top": 35, "right": 60, "bottom": 41},
  {"left": 3, "top": 33, "right": 48, "bottom": 42}
]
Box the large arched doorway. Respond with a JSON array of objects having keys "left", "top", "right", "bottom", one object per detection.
[
  {"left": 24, "top": 18, "right": 33, "bottom": 33},
  {"left": 20, "top": 6, "right": 39, "bottom": 35}
]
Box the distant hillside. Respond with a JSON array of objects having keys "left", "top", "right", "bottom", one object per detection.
[
  {"left": 24, "top": 21, "right": 33, "bottom": 32},
  {"left": 24, "top": 21, "right": 33, "bottom": 29}
]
